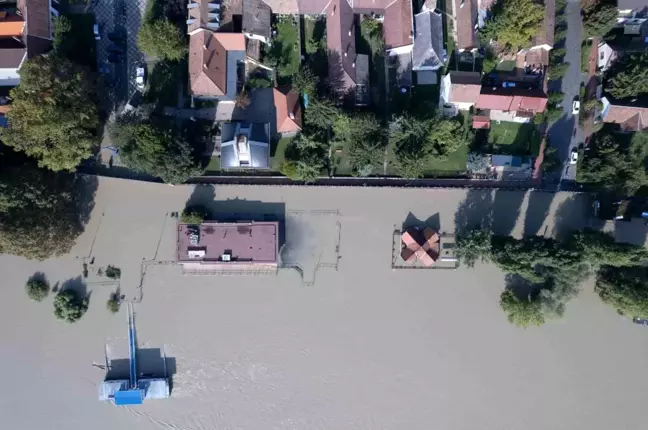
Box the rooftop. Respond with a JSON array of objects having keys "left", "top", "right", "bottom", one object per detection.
[
  {"left": 412, "top": 10, "right": 444, "bottom": 71},
  {"left": 177, "top": 221, "right": 279, "bottom": 264},
  {"left": 220, "top": 122, "right": 271, "bottom": 168}
]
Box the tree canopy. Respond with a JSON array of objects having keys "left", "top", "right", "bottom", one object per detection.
[
  {"left": 281, "top": 132, "right": 328, "bottom": 182},
  {"left": 26, "top": 277, "right": 50, "bottom": 302},
  {"left": 0, "top": 165, "right": 92, "bottom": 260},
  {"left": 582, "top": 0, "right": 617, "bottom": 38},
  {"left": 138, "top": 19, "right": 187, "bottom": 61},
  {"left": 577, "top": 131, "right": 648, "bottom": 196},
  {"left": 499, "top": 290, "right": 546, "bottom": 328},
  {"left": 480, "top": 0, "right": 545, "bottom": 52},
  {"left": 595, "top": 267, "right": 648, "bottom": 318},
  {"left": 111, "top": 115, "right": 203, "bottom": 184},
  {"left": 605, "top": 53, "right": 648, "bottom": 100},
  {"left": 456, "top": 227, "right": 493, "bottom": 268},
  {"left": 53, "top": 290, "right": 89, "bottom": 323},
  {"left": 334, "top": 113, "right": 385, "bottom": 176},
  {"left": 0, "top": 56, "right": 98, "bottom": 171}
]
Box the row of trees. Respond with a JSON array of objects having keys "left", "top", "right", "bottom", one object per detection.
[
  {"left": 605, "top": 53, "right": 648, "bottom": 101},
  {"left": 25, "top": 275, "right": 90, "bottom": 323},
  {"left": 456, "top": 227, "right": 648, "bottom": 327},
  {"left": 581, "top": 0, "right": 617, "bottom": 39}
]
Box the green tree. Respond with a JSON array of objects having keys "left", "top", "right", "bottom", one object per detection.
[
  {"left": 582, "top": 2, "right": 617, "bottom": 39},
  {"left": 577, "top": 132, "right": 648, "bottom": 195},
  {"left": 480, "top": 0, "right": 544, "bottom": 52},
  {"left": 304, "top": 97, "right": 339, "bottom": 130},
  {"left": 112, "top": 117, "right": 202, "bottom": 184},
  {"left": 569, "top": 229, "right": 648, "bottom": 267},
  {"left": 334, "top": 113, "right": 385, "bottom": 174},
  {"left": 26, "top": 277, "right": 50, "bottom": 302},
  {"left": 595, "top": 267, "right": 648, "bottom": 318},
  {"left": 456, "top": 228, "right": 493, "bottom": 268},
  {"left": 499, "top": 290, "right": 546, "bottom": 328},
  {"left": 53, "top": 290, "right": 89, "bottom": 323},
  {"left": 181, "top": 205, "right": 209, "bottom": 224},
  {"left": 292, "top": 66, "right": 318, "bottom": 95},
  {"left": 138, "top": 19, "right": 186, "bottom": 61},
  {"left": 467, "top": 152, "right": 490, "bottom": 173},
  {"left": 542, "top": 146, "right": 560, "bottom": 172},
  {"left": 548, "top": 62, "right": 570, "bottom": 80},
  {"left": 0, "top": 165, "right": 90, "bottom": 260},
  {"left": 427, "top": 116, "right": 465, "bottom": 156},
  {"left": 247, "top": 76, "right": 273, "bottom": 89},
  {"left": 0, "top": 56, "right": 98, "bottom": 171},
  {"left": 106, "top": 292, "right": 120, "bottom": 314},
  {"left": 547, "top": 91, "right": 565, "bottom": 105},
  {"left": 546, "top": 105, "right": 564, "bottom": 122},
  {"left": 283, "top": 132, "right": 328, "bottom": 182},
  {"left": 606, "top": 53, "right": 648, "bottom": 100}
]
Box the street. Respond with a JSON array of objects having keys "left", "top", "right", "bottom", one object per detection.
[{"left": 547, "top": 0, "right": 584, "bottom": 184}]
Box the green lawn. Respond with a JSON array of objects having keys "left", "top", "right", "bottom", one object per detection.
[
  {"left": 423, "top": 144, "right": 469, "bottom": 174},
  {"left": 331, "top": 142, "right": 355, "bottom": 176},
  {"left": 488, "top": 122, "right": 542, "bottom": 156},
  {"left": 496, "top": 60, "right": 517, "bottom": 72},
  {"left": 270, "top": 17, "right": 301, "bottom": 85},
  {"left": 204, "top": 156, "right": 220, "bottom": 173},
  {"left": 270, "top": 137, "right": 292, "bottom": 172}
]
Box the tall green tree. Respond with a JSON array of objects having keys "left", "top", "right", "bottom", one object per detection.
[
  {"left": 569, "top": 229, "right": 648, "bottom": 267},
  {"left": 582, "top": 1, "right": 617, "bottom": 39},
  {"left": 499, "top": 290, "right": 546, "bottom": 328},
  {"left": 334, "top": 113, "right": 385, "bottom": 175},
  {"left": 456, "top": 228, "right": 493, "bottom": 268},
  {"left": 480, "top": 0, "right": 545, "bottom": 52},
  {"left": 577, "top": 132, "right": 648, "bottom": 196},
  {"left": 595, "top": 267, "right": 648, "bottom": 318},
  {"left": 0, "top": 165, "right": 92, "bottom": 260},
  {"left": 112, "top": 116, "right": 202, "bottom": 184},
  {"left": 304, "top": 97, "right": 339, "bottom": 130},
  {"left": 1, "top": 56, "right": 98, "bottom": 171},
  {"left": 138, "top": 19, "right": 186, "bottom": 61},
  {"left": 606, "top": 53, "right": 648, "bottom": 100}
]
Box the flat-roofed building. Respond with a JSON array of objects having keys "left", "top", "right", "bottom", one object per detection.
[{"left": 177, "top": 221, "right": 279, "bottom": 272}]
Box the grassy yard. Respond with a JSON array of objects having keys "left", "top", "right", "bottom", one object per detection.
[
  {"left": 269, "top": 17, "right": 301, "bottom": 85},
  {"left": 270, "top": 137, "right": 292, "bottom": 172},
  {"left": 488, "top": 122, "right": 542, "bottom": 156},
  {"left": 204, "top": 156, "right": 220, "bottom": 173},
  {"left": 423, "top": 144, "right": 469, "bottom": 174}
]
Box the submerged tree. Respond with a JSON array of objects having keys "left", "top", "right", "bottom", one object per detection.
[
  {"left": 26, "top": 277, "right": 50, "bottom": 302},
  {"left": 456, "top": 228, "right": 493, "bottom": 268},
  {"left": 595, "top": 267, "right": 648, "bottom": 318},
  {"left": 499, "top": 290, "right": 546, "bottom": 328},
  {"left": 53, "top": 290, "right": 89, "bottom": 323},
  {"left": 0, "top": 165, "right": 92, "bottom": 260}
]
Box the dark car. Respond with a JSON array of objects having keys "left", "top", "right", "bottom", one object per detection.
[
  {"left": 107, "top": 52, "right": 124, "bottom": 64},
  {"left": 632, "top": 317, "right": 648, "bottom": 325}
]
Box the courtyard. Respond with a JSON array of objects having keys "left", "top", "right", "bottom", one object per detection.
[{"left": 1, "top": 180, "right": 648, "bottom": 429}]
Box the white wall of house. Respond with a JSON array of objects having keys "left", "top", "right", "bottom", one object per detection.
[
  {"left": 387, "top": 44, "right": 413, "bottom": 56},
  {"left": 489, "top": 110, "right": 532, "bottom": 123},
  {"left": 0, "top": 67, "right": 22, "bottom": 87},
  {"left": 597, "top": 42, "right": 616, "bottom": 71},
  {"left": 244, "top": 33, "right": 268, "bottom": 44}
]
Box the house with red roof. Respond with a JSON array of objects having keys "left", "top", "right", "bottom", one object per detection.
[
  {"left": 601, "top": 97, "right": 648, "bottom": 132},
  {"left": 476, "top": 86, "right": 548, "bottom": 123},
  {"left": 439, "top": 71, "right": 482, "bottom": 116},
  {"left": 273, "top": 87, "right": 302, "bottom": 136}
]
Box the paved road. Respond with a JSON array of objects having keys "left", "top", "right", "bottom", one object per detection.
[{"left": 547, "top": 0, "right": 584, "bottom": 184}]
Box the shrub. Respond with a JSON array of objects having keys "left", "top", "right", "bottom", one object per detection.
[
  {"left": 106, "top": 293, "right": 120, "bottom": 314},
  {"left": 181, "top": 205, "right": 209, "bottom": 224},
  {"left": 53, "top": 290, "right": 89, "bottom": 323},
  {"left": 105, "top": 265, "right": 121, "bottom": 279},
  {"left": 247, "top": 76, "right": 273, "bottom": 89},
  {"left": 138, "top": 19, "right": 186, "bottom": 61},
  {"left": 26, "top": 277, "right": 49, "bottom": 302},
  {"left": 548, "top": 62, "right": 570, "bottom": 80}
]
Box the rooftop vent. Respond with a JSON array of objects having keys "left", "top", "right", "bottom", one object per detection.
[
  {"left": 221, "top": 253, "right": 231, "bottom": 261},
  {"left": 188, "top": 250, "right": 205, "bottom": 259}
]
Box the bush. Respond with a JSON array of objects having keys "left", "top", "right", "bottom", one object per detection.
[
  {"left": 247, "top": 76, "right": 273, "bottom": 89},
  {"left": 499, "top": 290, "right": 545, "bottom": 328},
  {"left": 53, "top": 290, "right": 89, "bottom": 323},
  {"left": 106, "top": 293, "right": 120, "bottom": 314},
  {"left": 26, "top": 277, "right": 49, "bottom": 302},
  {"left": 105, "top": 265, "right": 121, "bottom": 279},
  {"left": 181, "top": 205, "right": 208, "bottom": 224},
  {"left": 548, "top": 62, "right": 570, "bottom": 80}
]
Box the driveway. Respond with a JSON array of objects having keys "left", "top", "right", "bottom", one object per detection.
[{"left": 547, "top": 0, "right": 584, "bottom": 185}]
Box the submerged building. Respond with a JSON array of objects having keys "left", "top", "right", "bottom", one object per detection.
[
  {"left": 98, "top": 304, "right": 170, "bottom": 406},
  {"left": 177, "top": 221, "right": 279, "bottom": 272}
]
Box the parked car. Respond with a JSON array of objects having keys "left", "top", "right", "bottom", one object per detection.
[
  {"left": 570, "top": 148, "right": 578, "bottom": 165},
  {"left": 136, "top": 67, "right": 146, "bottom": 90},
  {"left": 108, "top": 32, "right": 126, "bottom": 46},
  {"left": 572, "top": 99, "right": 580, "bottom": 115},
  {"left": 633, "top": 317, "right": 648, "bottom": 325},
  {"left": 107, "top": 52, "right": 124, "bottom": 64},
  {"left": 93, "top": 24, "right": 101, "bottom": 40}
]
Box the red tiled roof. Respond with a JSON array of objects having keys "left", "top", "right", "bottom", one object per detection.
[
  {"left": 476, "top": 87, "right": 548, "bottom": 113},
  {"left": 326, "top": 0, "right": 357, "bottom": 93},
  {"left": 273, "top": 87, "right": 303, "bottom": 133},
  {"left": 189, "top": 31, "right": 246, "bottom": 97},
  {"left": 401, "top": 227, "right": 440, "bottom": 266},
  {"left": 472, "top": 115, "right": 490, "bottom": 129},
  {"left": 448, "top": 71, "right": 481, "bottom": 104},
  {"left": 454, "top": 0, "right": 478, "bottom": 50},
  {"left": 383, "top": 0, "right": 414, "bottom": 49},
  {"left": 604, "top": 104, "right": 648, "bottom": 131}
]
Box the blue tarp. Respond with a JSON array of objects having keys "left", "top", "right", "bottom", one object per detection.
[{"left": 114, "top": 389, "right": 144, "bottom": 406}]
